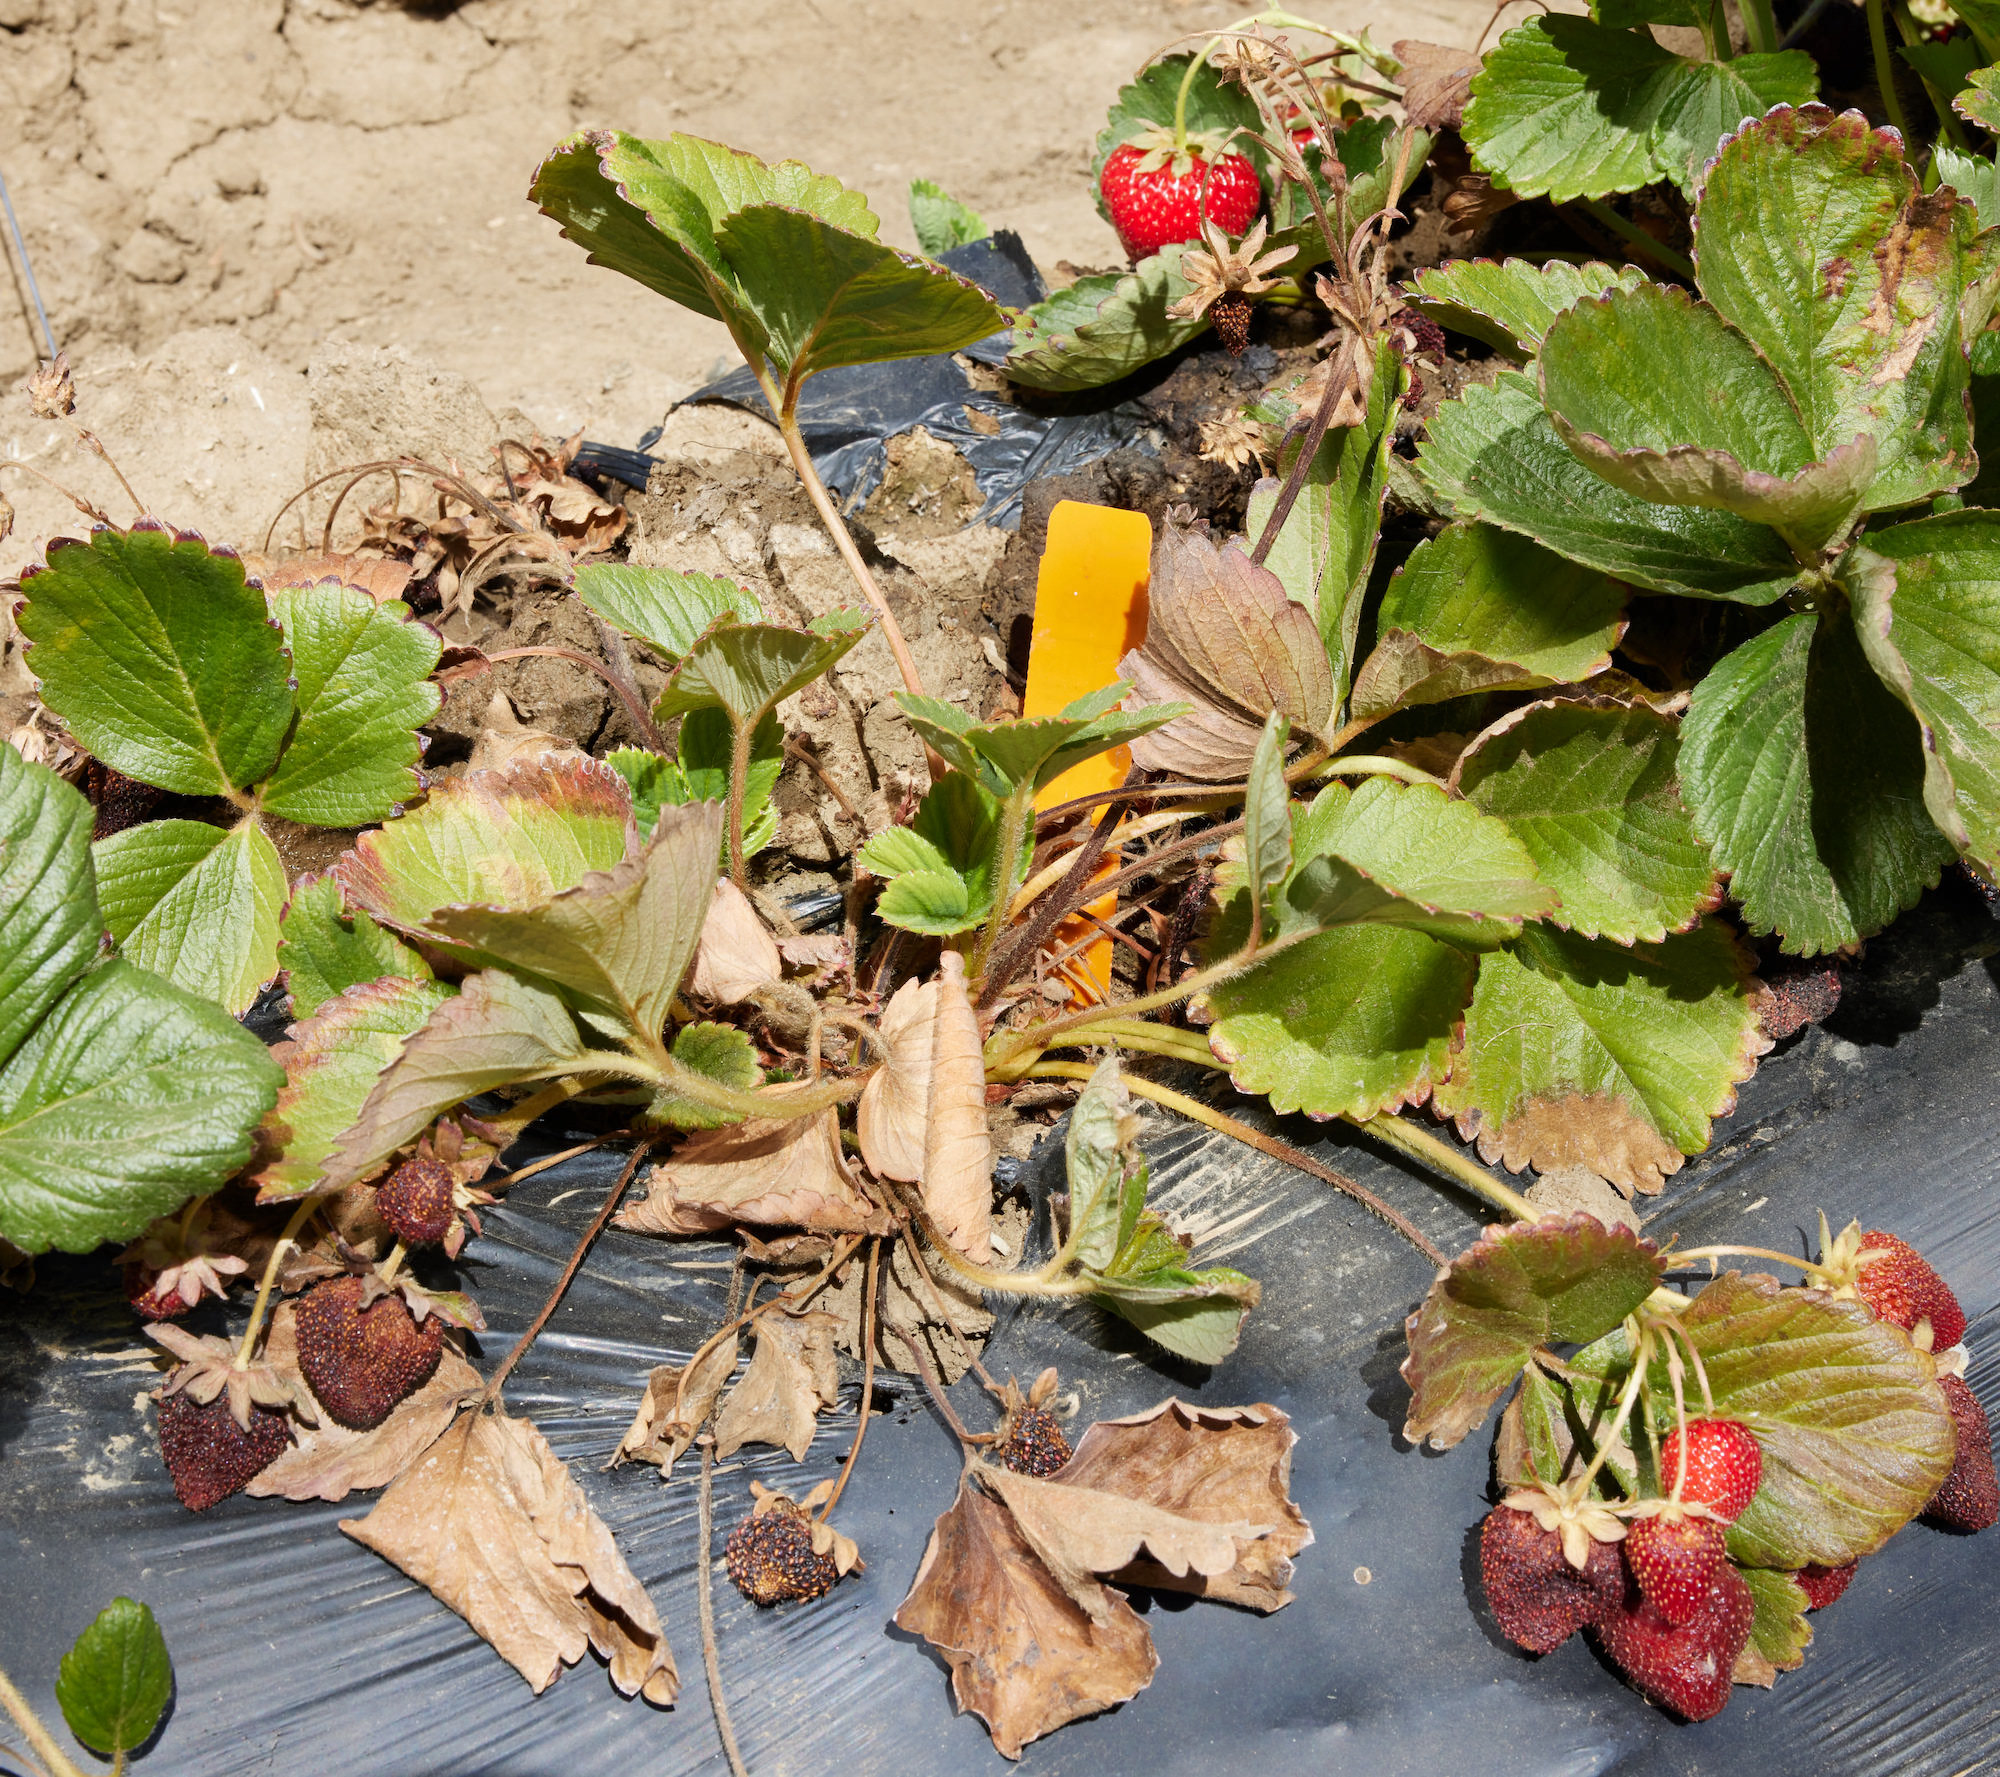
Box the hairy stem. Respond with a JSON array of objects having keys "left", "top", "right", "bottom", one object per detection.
[
  {"left": 980, "top": 781, "right": 1130, "bottom": 1007},
  {"left": 233, "top": 1196, "right": 319, "bottom": 1371},
  {"left": 1577, "top": 1318, "right": 1652, "bottom": 1495},
  {"left": 726, "top": 712, "right": 753, "bottom": 894},
  {"left": 974, "top": 784, "right": 1036, "bottom": 977},
  {"left": 1574, "top": 201, "right": 1694, "bottom": 281},
  {"left": 1739, "top": 0, "right": 1779, "bottom": 53},
  {"left": 1314, "top": 753, "right": 1448, "bottom": 788},
  {"left": 1865, "top": 0, "right": 1911, "bottom": 141},
  {"left": 0, "top": 1670, "right": 84, "bottom": 1777},
  {"left": 1351, "top": 1112, "right": 1541, "bottom": 1223},
  {"left": 696, "top": 1441, "right": 750, "bottom": 1777}
]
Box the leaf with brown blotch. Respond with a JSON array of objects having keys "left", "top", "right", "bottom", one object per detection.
[
  {"left": 1393, "top": 40, "right": 1482, "bottom": 130},
  {"left": 1050, "top": 1399, "right": 1312, "bottom": 1612},
  {"left": 1467, "top": 1091, "right": 1686, "bottom": 1197},
  {"left": 857, "top": 976, "right": 933, "bottom": 1183},
  {"left": 341, "top": 1406, "right": 677, "bottom": 1704},
  {"left": 1120, "top": 522, "right": 1339, "bottom": 781},
  {"left": 609, "top": 1337, "right": 740, "bottom": 1476},
  {"left": 689, "top": 878, "right": 782, "bottom": 1005},
  {"left": 248, "top": 1343, "right": 482, "bottom": 1502},
  {"left": 615, "top": 1111, "right": 888, "bottom": 1236},
  {"left": 712, "top": 1309, "right": 841, "bottom": 1462},
  {"left": 924, "top": 951, "right": 993, "bottom": 1259},
  {"left": 894, "top": 1471, "right": 1159, "bottom": 1760},
  {"left": 974, "top": 1460, "right": 1266, "bottom": 1624}
]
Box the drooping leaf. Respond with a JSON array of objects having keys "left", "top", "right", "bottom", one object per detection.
[
  {"left": 688, "top": 878, "right": 781, "bottom": 1007},
  {"left": 653, "top": 616, "right": 867, "bottom": 724},
  {"left": 574, "top": 563, "right": 762, "bottom": 664},
  {"left": 279, "top": 872, "right": 432, "bottom": 1021},
  {"left": 1399, "top": 1213, "right": 1665, "bottom": 1449},
  {"left": 1405, "top": 256, "right": 1647, "bottom": 357},
  {"left": 909, "top": 177, "right": 987, "bottom": 253},
  {"left": 899, "top": 684, "right": 1180, "bottom": 799},
  {"left": 1454, "top": 700, "right": 1718, "bottom": 943},
  {"left": 1062, "top": 1056, "right": 1144, "bottom": 1275},
  {"left": 261, "top": 582, "right": 442, "bottom": 826},
  {"left": 93, "top": 818, "right": 287, "bottom": 1016},
  {"left": 860, "top": 770, "right": 1008, "bottom": 937},
  {"left": 1679, "top": 611, "right": 1952, "bottom": 954},
  {"left": 1416, "top": 371, "right": 1800, "bottom": 603},
  {"left": 17, "top": 527, "right": 293, "bottom": 795},
  {"left": 856, "top": 976, "right": 932, "bottom": 1184},
  {"left": 924, "top": 950, "right": 993, "bottom": 1260},
  {"left": 712, "top": 1310, "right": 841, "bottom": 1461},
  {"left": 0, "top": 746, "right": 101, "bottom": 1060},
  {"left": 1002, "top": 246, "right": 1212, "bottom": 392},
  {"left": 1843, "top": 512, "right": 2000, "bottom": 874},
  {"left": 650, "top": 1020, "right": 763, "bottom": 1130},
  {"left": 618, "top": 1110, "right": 884, "bottom": 1236},
  {"left": 1463, "top": 17, "right": 1817, "bottom": 200},
  {"left": 54, "top": 1597, "right": 173, "bottom": 1759},
  {"left": 1433, "top": 919, "right": 1768, "bottom": 1195},
  {"left": 1088, "top": 1215, "right": 1262, "bottom": 1365},
  {"left": 0, "top": 959, "right": 284, "bottom": 1253}
]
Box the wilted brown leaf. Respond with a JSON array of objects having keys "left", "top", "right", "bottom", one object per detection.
[
  {"left": 689, "top": 879, "right": 782, "bottom": 1005},
  {"left": 857, "top": 976, "right": 934, "bottom": 1183},
  {"left": 609, "top": 1335, "right": 740, "bottom": 1475},
  {"left": 1121, "top": 521, "right": 1338, "bottom": 780},
  {"left": 1524, "top": 1163, "right": 1640, "bottom": 1232},
  {"left": 341, "top": 1405, "right": 677, "bottom": 1703},
  {"left": 1461, "top": 1090, "right": 1686, "bottom": 1197},
  {"left": 776, "top": 931, "right": 850, "bottom": 975},
  {"left": 895, "top": 1472, "right": 1158, "bottom": 1760},
  {"left": 1052, "top": 1399, "right": 1312, "bottom": 1611},
  {"left": 925, "top": 951, "right": 994, "bottom": 1260},
  {"left": 713, "top": 1310, "right": 841, "bottom": 1462},
  {"left": 246, "top": 551, "right": 415, "bottom": 605},
  {"left": 1394, "top": 40, "right": 1481, "bottom": 129},
  {"left": 468, "top": 691, "right": 587, "bottom": 774},
  {"left": 616, "top": 1111, "right": 887, "bottom": 1236}
]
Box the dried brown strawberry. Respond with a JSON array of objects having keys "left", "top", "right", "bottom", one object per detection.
[
  {"left": 1927, "top": 1374, "right": 1998, "bottom": 1532},
  {"left": 726, "top": 1507, "right": 838, "bottom": 1606},
  {"left": 374, "top": 1156, "right": 455, "bottom": 1246},
  {"left": 294, "top": 1275, "right": 443, "bottom": 1430},
  {"left": 156, "top": 1389, "right": 290, "bottom": 1511}
]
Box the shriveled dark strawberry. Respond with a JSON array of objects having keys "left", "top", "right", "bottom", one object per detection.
[
  {"left": 1927, "top": 1374, "right": 1998, "bottom": 1532},
  {"left": 1796, "top": 1561, "right": 1857, "bottom": 1610},
  {"left": 294, "top": 1275, "right": 443, "bottom": 1430},
  {"left": 375, "top": 1156, "right": 456, "bottom": 1246},
  {"left": 1659, "top": 1419, "right": 1763, "bottom": 1522},
  {"left": 125, "top": 1265, "right": 192, "bottom": 1321},
  {"left": 1100, "top": 130, "right": 1261, "bottom": 261},
  {"left": 1479, "top": 1504, "right": 1624, "bottom": 1653},
  {"left": 84, "top": 759, "right": 162, "bottom": 839},
  {"left": 1592, "top": 1563, "right": 1755, "bottom": 1722},
  {"left": 1853, "top": 1231, "right": 1967, "bottom": 1353},
  {"left": 726, "top": 1509, "right": 838, "bottom": 1606},
  {"left": 156, "top": 1390, "right": 290, "bottom": 1511},
  {"left": 1209, "top": 290, "right": 1254, "bottom": 355},
  {"left": 991, "top": 1406, "right": 1072, "bottom": 1478},
  {"left": 1623, "top": 1511, "right": 1727, "bottom": 1627}
]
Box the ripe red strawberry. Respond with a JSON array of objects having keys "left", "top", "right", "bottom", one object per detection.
[
  {"left": 1479, "top": 1503, "right": 1624, "bottom": 1653},
  {"left": 294, "top": 1275, "right": 444, "bottom": 1430},
  {"left": 1927, "top": 1374, "right": 1998, "bottom": 1532},
  {"left": 1100, "top": 128, "right": 1261, "bottom": 261},
  {"left": 1852, "top": 1231, "right": 1967, "bottom": 1352},
  {"left": 1623, "top": 1510, "right": 1728, "bottom": 1628},
  {"left": 1593, "top": 1563, "right": 1756, "bottom": 1722},
  {"left": 1796, "top": 1561, "right": 1857, "bottom": 1610},
  {"left": 375, "top": 1156, "right": 456, "bottom": 1247},
  {"left": 156, "top": 1390, "right": 290, "bottom": 1511},
  {"left": 1659, "top": 1419, "right": 1763, "bottom": 1522}
]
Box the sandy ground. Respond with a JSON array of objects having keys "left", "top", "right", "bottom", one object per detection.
[{"left": 0, "top": 0, "right": 1508, "bottom": 572}]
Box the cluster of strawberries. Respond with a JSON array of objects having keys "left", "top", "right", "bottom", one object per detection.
[{"left": 1481, "top": 1230, "right": 1993, "bottom": 1720}]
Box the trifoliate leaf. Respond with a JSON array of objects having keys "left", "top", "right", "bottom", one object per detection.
[
  {"left": 1087, "top": 1215, "right": 1261, "bottom": 1365},
  {"left": 1002, "top": 246, "right": 1210, "bottom": 392},
  {"left": 652, "top": 1020, "right": 762, "bottom": 1130},
  {"left": 1416, "top": 371, "right": 1800, "bottom": 603},
  {"left": 1399, "top": 1214, "right": 1665, "bottom": 1449},
  {"left": 1433, "top": 919, "right": 1768, "bottom": 1195},
  {"left": 1405, "top": 256, "right": 1646, "bottom": 357},
  {"left": 279, "top": 872, "right": 432, "bottom": 1021},
  {"left": 1843, "top": 513, "right": 2000, "bottom": 874},
  {"left": 0, "top": 958, "right": 283, "bottom": 1253},
  {"left": 909, "top": 178, "right": 987, "bottom": 253},
  {"left": 0, "top": 746, "right": 100, "bottom": 1061},
  {"left": 93, "top": 817, "right": 287, "bottom": 1016},
  {"left": 1463, "top": 17, "right": 1817, "bottom": 199},
  {"left": 261, "top": 582, "right": 441, "bottom": 826},
  {"left": 899, "top": 685, "right": 1181, "bottom": 798},
  {"left": 55, "top": 1596, "right": 173, "bottom": 1759},
  {"left": 860, "top": 769, "right": 1009, "bottom": 936},
  {"left": 1455, "top": 700, "right": 1718, "bottom": 943},
  {"left": 575, "top": 563, "right": 762, "bottom": 664},
  {"left": 654, "top": 617, "right": 867, "bottom": 725},
  {"left": 1679, "top": 610, "right": 1951, "bottom": 954},
  {"left": 18, "top": 526, "right": 292, "bottom": 795},
  {"left": 1693, "top": 105, "right": 1979, "bottom": 513}
]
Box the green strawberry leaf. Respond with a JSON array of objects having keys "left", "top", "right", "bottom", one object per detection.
[
  {"left": 1433, "top": 919, "right": 1767, "bottom": 1196},
  {"left": 18, "top": 527, "right": 292, "bottom": 796},
  {"left": 1204, "top": 923, "right": 1476, "bottom": 1119},
  {"left": 1415, "top": 371, "right": 1800, "bottom": 603},
  {"left": 575, "top": 563, "right": 763, "bottom": 665},
  {"left": 1956, "top": 62, "right": 2000, "bottom": 131},
  {"left": 1002, "top": 245, "right": 1211, "bottom": 393},
  {"left": 909, "top": 178, "right": 987, "bottom": 254},
  {"left": 898, "top": 684, "right": 1182, "bottom": 798},
  {"left": 1087, "top": 1214, "right": 1261, "bottom": 1366},
  {"left": 1843, "top": 512, "right": 2000, "bottom": 875},
  {"left": 860, "top": 770, "right": 1008, "bottom": 937},
  {"left": 1679, "top": 610, "right": 1952, "bottom": 955},
  {"left": 279, "top": 872, "right": 432, "bottom": 1022},
  {"left": 1242, "top": 711, "right": 1294, "bottom": 928},
  {"left": 1062, "top": 1056, "right": 1145, "bottom": 1276},
  {"left": 0, "top": 958, "right": 284, "bottom": 1253},
  {"left": 652, "top": 1020, "right": 762, "bottom": 1129},
  {"left": 1090, "top": 53, "right": 1269, "bottom": 222},
  {"left": 0, "top": 746, "right": 101, "bottom": 1061},
  {"left": 1455, "top": 700, "right": 1718, "bottom": 943},
  {"left": 261, "top": 583, "right": 441, "bottom": 826},
  {"left": 93, "top": 818, "right": 287, "bottom": 1016},
  {"left": 1463, "top": 17, "right": 1817, "bottom": 200},
  {"left": 1738, "top": 1565, "right": 1813, "bottom": 1673},
  {"left": 1934, "top": 142, "right": 2000, "bottom": 228},
  {"left": 55, "top": 1596, "right": 173, "bottom": 1759},
  {"left": 251, "top": 974, "right": 455, "bottom": 1201},
  {"left": 1400, "top": 1214, "right": 1665, "bottom": 1450},
  {"left": 1693, "top": 106, "right": 1980, "bottom": 513},
  {"left": 1404, "top": 256, "right": 1646, "bottom": 358},
  {"left": 654, "top": 616, "right": 868, "bottom": 724}
]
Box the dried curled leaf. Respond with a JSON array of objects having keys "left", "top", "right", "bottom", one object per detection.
[
  {"left": 1394, "top": 39, "right": 1482, "bottom": 130},
  {"left": 924, "top": 950, "right": 993, "bottom": 1259},
  {"left": 857, "top": 976, "right": 933, "bottom": 1182},
  {"left": 616, "top": 1111, "right": 887, "bottom": 1236},
  {"left": 689, "top": 878, "right": 782, "bottom": 1005},
  {"left": 341, "top": 1405, "right": 677, "bottom": 1703},
  {"left": 610, "top": 1337, "right": 739, "bottom": 1476},
  {"left": 712, "top": 1309, "right": 841, "bottom": 1462}
]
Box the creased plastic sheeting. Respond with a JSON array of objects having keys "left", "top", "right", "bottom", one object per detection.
[{"left": 2, "top": 882, "right": 1998, "bottom": 1775}]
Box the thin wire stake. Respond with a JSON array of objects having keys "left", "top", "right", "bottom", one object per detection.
[{"left": 0, "top": 166, "right": 57, "bottom": 360}]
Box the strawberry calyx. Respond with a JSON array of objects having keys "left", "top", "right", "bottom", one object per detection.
[
  {"left": 1501, "top": 1481, "right": 1626, "bottom": 1571},
  {"left": 1116, "top": 125, "right": 1241, "bottom": 181}
]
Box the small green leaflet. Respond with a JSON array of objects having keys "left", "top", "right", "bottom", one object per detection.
[
  {"left": 897, "top": 682, "right": 1180, "bottom": 797},
  {"left": 859, "top": 769, "right": 1010, "bottom": 937},
  {"left": 607, "top": 710, "right": 781, "bottom": 852},
  {"left": 909, "top": 178, "right": 987, "bottom": 253},
  {"left": 1088, "top": 1214, "right": 1262, "bottom": 1366},
  {"left": 279, "top": 873, "right": 432, "bottom": 1022},
  {"left": 653, "top": 1020, "right": 762, "bottom": 1129},
  {"left": 1240, "top": 711, "right": 1293, "bottom": 936},
  {"left": 576, "top": 563, "right": 763, "bottom": 664},
  {"left": 1956, "top": 62, "right": 2000, "bottom": 131},
  {"left": 0, "top": 742, "right": 100, "bottom": 1060},
  {"left": 55, "top": 1596, "right": 173, "bottom": 1760},
  {"left": 654, "top": 615, "right": 868, "bottom": 725},
  {"left": 1740, "top": 1566, "right": 1813, "bottom": 1674},
  {"left": 1934, "top": 142, "right": 2000, "bottom": 227},
  {"left": 1405, "top": 257, "right": 1646, "bottom": 358}
]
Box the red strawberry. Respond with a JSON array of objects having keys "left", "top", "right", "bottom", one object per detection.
[
  {"left": 1796, "top": 1561, "right": 1857, "bottom": 1610},
  {"left": 156, "top": 1390, "right": 290, "bottom": 1511},
  {"left": 1852, "top": 1231, "right": 1967, "bottom": 1353},
  {"left": 375, "top": 1156, "right": 456, "bottom": 1247},
  {"left": 1593, "top": 1563, "right": 1756, "bottom": 1722},
  {"left": 1100, "top": 128, "right": 1261, "bottom": 262},
  {"left": 1927, "top": 1374, "right": 1998, "bottom": 1532},
  {"left": 1623, "top": 1510, "right": 1728, "bottom": 1628},
  {"left": 1479, "top": 1503, "right": 1625, "bottom": 1653},
  {"left": 1659, "top": 1419, "right": 1763, "bottom": 1522},
  {"left": 294, "top": 1275, "right": 444, "bottom": 1430},
  {"left": 125, "top": 1265, "right": 192, "bottom": 1322}
]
